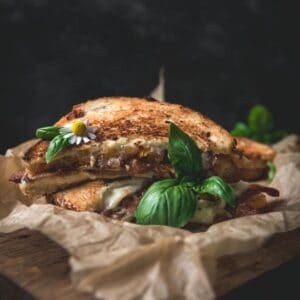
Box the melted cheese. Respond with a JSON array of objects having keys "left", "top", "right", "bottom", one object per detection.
[
  {"left": 191, "top": 197, "right": 230, "bottom": 225},
  {"left": 230, "top": 181, "right": 251, "bottom": 197},
  {"left": 57, "top": 133, "right": 167, "bottom": 161},
  {"left": 191, "top": 182, "right": 250, "bottom": 225},
  {"left": 103, "top": 178, "right": 146, "bottom": 210}
]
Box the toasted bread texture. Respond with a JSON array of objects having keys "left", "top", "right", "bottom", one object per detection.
[
  {"left": 50, "top": 180, "right": 108, "bottom": 212},
  {"left": 211, "top": 138, "right": 275, "bottom": 182},
  {"left": 236, "top": 137, "right": 276, "bottom": 161},
  {"left": 11, "top": 97, "right": 279, "bottom": 199},
  {"left": 23, "top": 97, "right": 236, "bottom": 169},
  {"left": 18, "top": 166, "right": 170, "bottom": 198},
  {"left": 48, "top": 177, "right": 147, "bottom": 213}
]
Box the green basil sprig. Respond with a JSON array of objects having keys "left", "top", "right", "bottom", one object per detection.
[
  {"left": 267, "top": 161, "right": 276, "bottom": 182},
  {"left": 136, "top": 123, "right": 236, "bottom": 227},
  {"left": 193, "top": 176, "right": 235, "bottom": 208},
  {"left": 36, "top": 126, "right": 70, "bottom": 163},
  {"left": 248, "top": 105, "right": 273, "bottom": 134},
  {"left": 135, "top": 179, "right": 197, "bottom": 227},
  {"left": 168, "top": 123, "right": 202, "bottom": 177},
  {"left": 230, "top": 122, "right": 252, "bottom": 138},
  {"left": 45, "top": 134, "right": 70, "bottom": 163},
  {"left": 231, "top": 105, "right": 288, "bottom": 144},
  {"left": 36, "top": 126, "right": 60, "bottom": 140}
]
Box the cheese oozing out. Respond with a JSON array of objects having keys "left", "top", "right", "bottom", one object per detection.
[{"left": 103, "top": 178, "right": 146, "bottom": 210}]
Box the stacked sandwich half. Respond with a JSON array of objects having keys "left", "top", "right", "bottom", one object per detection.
[{"left": 10, "top": 97, "right": 278, "bottom": 226}]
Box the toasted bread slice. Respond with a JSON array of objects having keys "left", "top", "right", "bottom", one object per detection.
[
  {"left": 50, "top": 180, "right": 108, "bottom": 212},
  {"left": 48, "top": 177, "right": 148, "bottom": 213},
  {"left": 235, "top": 137, "right": 276, "bottom": 161},
  {"left": 211, "top": 138, "right": 276, "bottom": 182},
  {"left": 17, "top": 164, "right": 170, "bottom": 198},
  {"left": 23, "top": 97, "right": 236, "bottom": 175},
  {"left": 12, "top": 97, "right": 277, "bottom": 198}
]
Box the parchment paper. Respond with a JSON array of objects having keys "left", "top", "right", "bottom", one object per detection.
[{"left": 0, "top": 135, "right": 300, "bottom": 300}]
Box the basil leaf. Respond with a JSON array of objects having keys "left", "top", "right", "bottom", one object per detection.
[
  {"left": 230, "top": 122, "right": 252, "bottom": 137},
  {"left": 168, "top": 122, "right": 202, "bottom": 177},
  {"left": 46, "top": 134, "right": 70, "bottom": 163},
  {"left": 179, "top": 176, "right": 198, "bottom": 188},
  {"left": 248, "top": 105, "right": 273, "bottom": 134},
  {"left": 194, "top": 176, "right": 235, "bottom": 208},
  {"left": 135, "top": 179, "right": 197, "bottom": 227},
  {"left": 231, "top": 105, "right": 288, "bottom": 144},
  {"left": 267, "top": 161, "right": 276, "bottom": 182},
  {"left": 250, "top": 132, "right": 266, "bottom": 143},
  {"left": 36, "top": 126, "right": 60, "bottom": 140}
]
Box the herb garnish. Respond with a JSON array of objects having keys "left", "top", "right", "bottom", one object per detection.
[
  {"left": 135, "top": 179, "right": 197, "bottom": 227},
  {"left": 45, "top": 134, "right": 70, "bottom": 163},
  {"left": 135, "top": 123, "right": 235, "bottom": 228},
  {"left": 168, "top": 123, "right": 202, "bottom": 178},
  {"left": 36, "top": 126, "right": 61, "bottom": 140},
  {"left": 36, "top": 126, "right": 70, "bottom": 163},
  {"left": 231, "top": 104, "right": 284, "bottom": 182},
  {"left": 193, "top": 176, "right": 235, "bottom": 208},
  {"left": 36, "top": 120, "right": 97, "bottom": 163},
  {"left": 267, "top": 161, "right": 276, "bottom": 182},
  {"left": 231, "top": 105, "right": 287, "bottom": 144}
]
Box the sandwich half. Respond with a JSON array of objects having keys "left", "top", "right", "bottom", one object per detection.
[
  {"left": 10, "top": 97, "right": 278, "bottom": 226},
  {"left": 12, "top": 97, "right": 236, "bottom": 197}
]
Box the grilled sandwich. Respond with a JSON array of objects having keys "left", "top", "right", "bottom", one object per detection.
[
  {"left": 10, "top": 97, "right": 278, "bottom": 226},
  {"left": 11, "top": 97, "right": 236, "bottom": 197}
]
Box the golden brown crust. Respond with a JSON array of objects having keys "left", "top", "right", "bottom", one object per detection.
[
  {"left": 23, "top": 140, "right": 49, "bottom": 162},
  {"left": 211, "top": 154, "right": 267, "bottom": 182},
  {"left": 50, "top": 181, "right": 107, "bottom": 212},
  {"left": 19, "top": 163, "right": 172, "bottom": 198},
  {"left": 24, "top": 97, "right": 235, "bottom": 163},
  {"left": 210, "top": 138, "right": 275, "bottom": 182},
  {"left": 49, "top": 177, "right": 149, "bottom": 214},
  {"left": 235, "top": 137, "right": 276, "bottom": 161}
]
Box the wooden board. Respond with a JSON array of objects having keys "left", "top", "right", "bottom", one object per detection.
[
  {"left": 0, "top": 229, "right": 94, "bottom": 300},
  {"left": 0, "top": 228, "right": 300, "bottom": 299},
  {"left": 214, "top": 228, "right": 300, "bottom": 297}
]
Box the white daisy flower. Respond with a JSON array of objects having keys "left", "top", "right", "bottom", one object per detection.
[{"left": 60, "top": 120, "right": 97, "bottom": 145}]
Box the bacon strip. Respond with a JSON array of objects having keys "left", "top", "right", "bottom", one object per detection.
[
  {"left": 244, "top": 184, "right": 279, "bottom": 197},
  {"left": 234, "top": 184, "right": 279, "bottom": 218}
]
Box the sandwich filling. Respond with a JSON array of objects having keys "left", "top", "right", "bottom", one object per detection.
[
  {"left": 46, "top": 178, "right": 279, "bottom": 225},
  {"left": 9, "top": 97, "right": 278, "bottom": 227},
  {"left": 11, "top": 145, "right": 272, "bottom": 198}
]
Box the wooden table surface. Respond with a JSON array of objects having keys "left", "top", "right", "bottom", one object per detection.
[
  {"left": 0, "top": 229, "right": 300, "bottom": 300},
  {"left": 0, "top": 229, "right": 92, "bottom": 300}
]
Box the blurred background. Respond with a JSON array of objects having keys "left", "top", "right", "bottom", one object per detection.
[
  {"left": 0, "top": 1, "right": 299, "bottom": 153},
  {"left": 0, "top": 1, "right": 299, "bottom": 298}
]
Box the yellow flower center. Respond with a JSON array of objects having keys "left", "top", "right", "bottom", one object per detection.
[{"left": 71, "top": 120, "right": 87, "bottom": 136}]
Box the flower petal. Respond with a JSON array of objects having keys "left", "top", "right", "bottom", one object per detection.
[
  {"left": 60, "top": 127, "right": 71, "bottom": 135},
  {"left": 88, "top": 132, "right": 96, "bottom": 139},
  {"left": 69, "top": 135, "right": 77, "bottom": 144},
  {"left": 76, "top": 136, "right": 82, "bottom": 145},
  {"left": 89, "top": 126, "right": 97, "bottom": 133},
  {"left": 63, "top": 132, "right": 73, "bottom": 139},
  {"left": 83, "top": 136, "right": 90, "bottom": 143}
]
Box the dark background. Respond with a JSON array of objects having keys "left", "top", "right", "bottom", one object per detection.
[
  {"left": 0, "top": 1, "right": 299, "bottom": 299},
  {"left": 0, "top": 1, "right": 299, "bottom": 153}
]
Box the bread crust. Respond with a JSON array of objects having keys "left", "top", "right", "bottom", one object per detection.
[
  {"left": 15, "top": 97, "right": 277, "bottom": 198},
  {"left": 49, "top": 181, "right": 108, "bottom": 212},
  {"left": 236, "top": 137, "right": 276, "bottom": 161},
  {"left": 24, "top": 97, "right": 236, "bottom": 165}
]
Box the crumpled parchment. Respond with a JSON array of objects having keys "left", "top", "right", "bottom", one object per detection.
[{"left": 0, "top": 135, "right": 300, "bottom": 300}]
